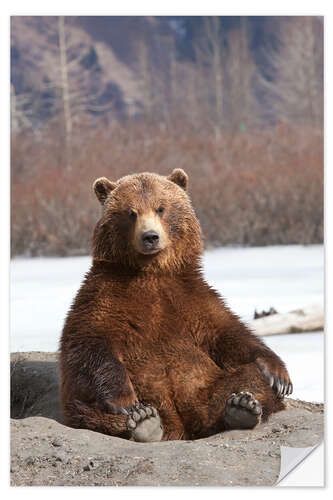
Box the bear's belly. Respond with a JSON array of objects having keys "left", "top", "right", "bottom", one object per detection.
[{"left": 124, "top": 339, "right": 222, "bottom": 405}]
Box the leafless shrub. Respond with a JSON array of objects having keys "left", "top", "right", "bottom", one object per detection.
[{"left": 11, "top": 120, "right": 323, "bottom": 256}]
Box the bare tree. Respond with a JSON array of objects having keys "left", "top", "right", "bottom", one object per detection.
[
  {"left": 259, "top": 17, "right": 323, "bottom": 129},
  {"left": 58, "top": 16, "right": 73, "bottom": 168},
  {"left": 195, "top": 17, "right": 226, "bottom": 138},
  {"left": 135, "top": 36, "right": 155, "bottom": 121},
  {"left": 11, "top": 84, "right": 33, "bottom": 132},
  {"left": 55, "top": 17, "right": 116, "bottom": 168},
  {"left": 225, "top": 18, "right": 259, "bottom": 131},
  {"left": 171, "top": 61, "right": 203, "bottom": 128},
  {"left": 11, "top": 81, "right": 59, "bottom": 135},
  {"left": 134, "top": 32, "right": 177, "bottom": 125},
  {"left": 11, "top": 16, "right": 116, "bottom": 168}
]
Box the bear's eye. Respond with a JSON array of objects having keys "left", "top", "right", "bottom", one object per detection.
[
  {"left": 157, "top": 206, "right": 165, "bottom": 216},
  {"left": 128, "top": 209, "right": 137, "bottom": 219}
]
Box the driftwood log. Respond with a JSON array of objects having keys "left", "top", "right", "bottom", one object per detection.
[{"left": 248, "top": 304, "right": 324, "bottom": 337}]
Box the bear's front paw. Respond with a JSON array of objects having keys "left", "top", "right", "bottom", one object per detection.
[
  {"left": 256, "top": 356, "right": 293, "bottom": 398},
  {"left": 126, "top": 402, "right": 163, "bottom": 442}
]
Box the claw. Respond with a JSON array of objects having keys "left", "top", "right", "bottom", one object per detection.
[
  {"left": 269, "top": 375, "right": 293, "bottom": 398},
  {"left": 277, "top": 380, "right": 283, "bottom": 396},
  {"left": 280, "top": 382, "right": 285, "bottom": 397},
  {"left": 257, "top": 359, "right": 292, "bottom": 398},
  {"left": 281, "top": 380, "right": 292, "bottom": 397}
]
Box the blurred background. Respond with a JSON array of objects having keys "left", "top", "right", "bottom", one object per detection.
[{"left": 11, "top": 16, "right": 323, "bottom": 257}]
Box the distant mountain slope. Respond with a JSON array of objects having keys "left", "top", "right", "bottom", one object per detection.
[
  {"left": 11, "top": 16, "right": 147, "bottom": 121},
  {"left": 10, "top": 16, "right": 323, "bottom": 128}
]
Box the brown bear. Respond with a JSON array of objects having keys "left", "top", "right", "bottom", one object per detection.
[{"left": 59, "top": 169, "right": 293, "bottom": 442}]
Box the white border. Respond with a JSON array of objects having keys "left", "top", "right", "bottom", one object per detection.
[
  {"left": 3, "top": 0, "right": 331, "bottom": 15},
  {"left": 2, "top": 1, "right": 331, "bottom": 497}
]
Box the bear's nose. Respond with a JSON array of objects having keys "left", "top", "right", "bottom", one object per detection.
[{"left": 142, "top": 230, "right": 160, "bottom": 247}]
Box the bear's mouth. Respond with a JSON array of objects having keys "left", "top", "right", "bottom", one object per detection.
[{"left": 137, "top": 245, "right": 163, "bottom": 256}]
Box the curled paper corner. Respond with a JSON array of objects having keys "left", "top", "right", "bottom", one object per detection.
[{"left": 276, "top": 442, "right": 323, "bottom": 485}]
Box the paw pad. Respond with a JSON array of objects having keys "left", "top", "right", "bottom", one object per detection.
[
  {"left": 126, "top": 402, "right": 163, "bottom": 442},
  {"left": 224, "top": 391, "right": 262, "bottom": 430}
]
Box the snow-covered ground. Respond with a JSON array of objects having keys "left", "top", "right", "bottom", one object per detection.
[
  {"left": 11, "top": 245, "right": 324, "bottom": 402},
  {"left": 202, "top": 245, "right": 323, "bottom": 321}
]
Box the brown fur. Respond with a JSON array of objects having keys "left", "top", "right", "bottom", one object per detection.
[{"left": 60, "top": 169, "right": 291, "bottom": 441}]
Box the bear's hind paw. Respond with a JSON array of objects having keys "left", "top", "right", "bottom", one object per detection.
[
  {"left": 223, "top": 392, "right": 262, "bottom": 430},
  {"left": 126, "top": 402, "right": 163, "bottom": 442}
]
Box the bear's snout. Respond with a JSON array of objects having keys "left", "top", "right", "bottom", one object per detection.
[
  {"left": 142, "top": 230, "right": 160, "bottom": 250},
  {"left": 133, "top": 211, "right": 167, "bottom": 255}
]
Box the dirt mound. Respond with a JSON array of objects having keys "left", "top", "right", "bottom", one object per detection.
[
  {"left": 10, "top": 352, "right": 324, "bottom": 486},
  {"left": 11, "top": 352, "right": 60, "bottom": 422}
]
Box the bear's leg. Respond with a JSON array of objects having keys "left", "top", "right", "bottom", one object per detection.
[
  {"left": 158, "top": 401, "right": 187, "bottom": 441},
  {"left": 63, "top": 399, "right": 131, "bottom": 437},
  {"left": 63, "top": 399, "right": 163, "bottom": 441},
  {"left": 178, "top": 362, "right": 285, "bottom": 439},
  {"left": 214, "top": 364, "right": 285, "bottom": 433},
  {"left": 61, "top": 340, "right": 164, "bottom": 441}
]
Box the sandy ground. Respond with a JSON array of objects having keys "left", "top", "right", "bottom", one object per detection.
[{"left": 10, "top": 352, "right": 324, "bottom": 486}]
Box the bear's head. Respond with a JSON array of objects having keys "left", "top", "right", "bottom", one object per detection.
[{"left": 92, "top": 169, "right": 203, "bottom": 272}]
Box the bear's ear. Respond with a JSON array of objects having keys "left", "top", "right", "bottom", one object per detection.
[
  {"left": 167, "top": 168, "right": 188, "bottom": 191},
  {"left": 93, "top": 177, "right": 117, "bottom": 204}
]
